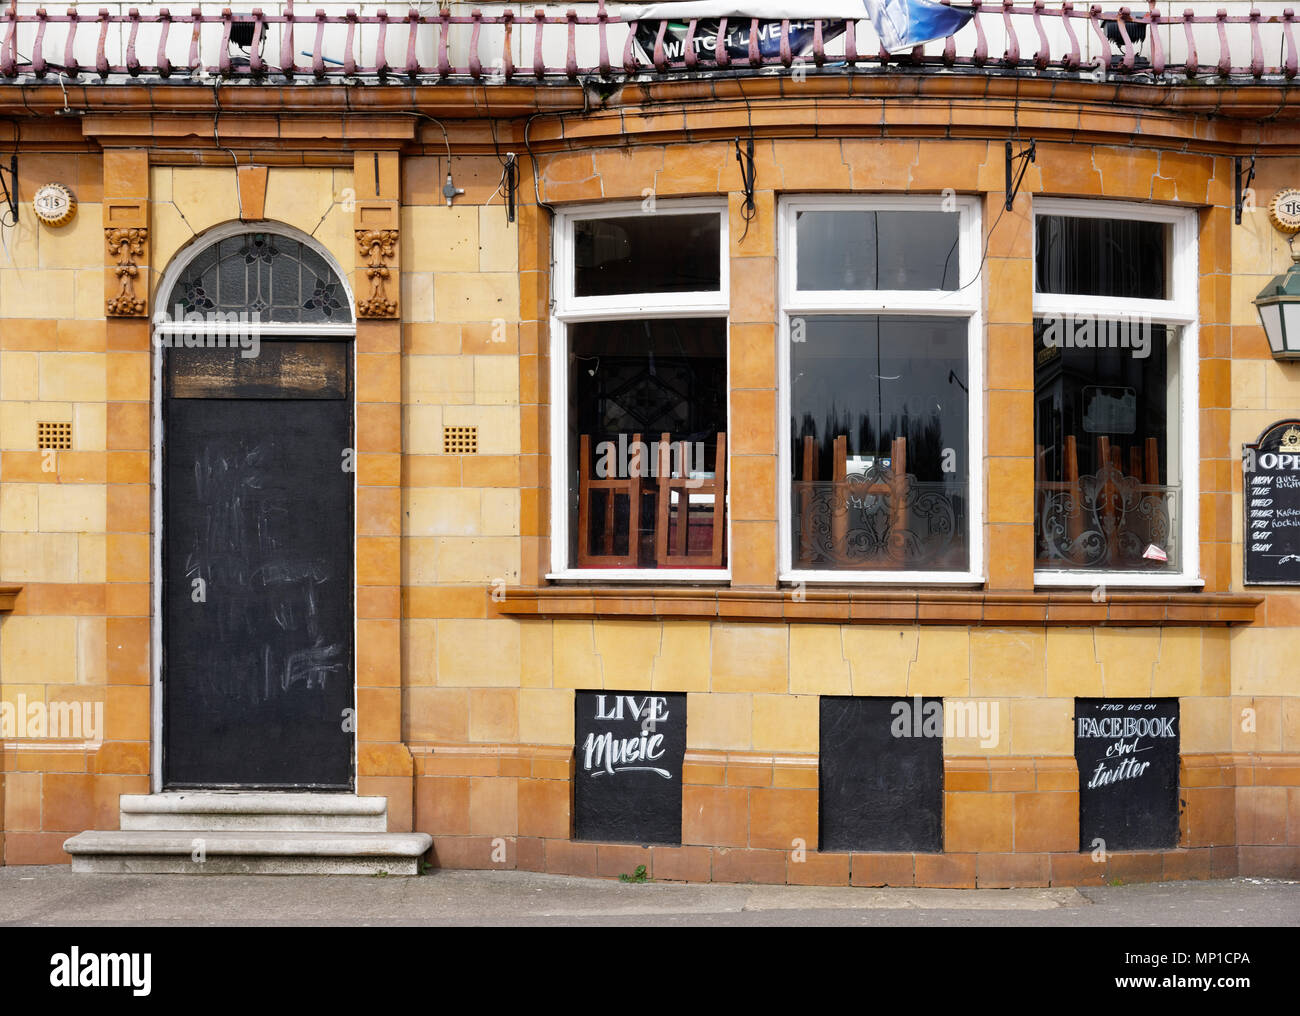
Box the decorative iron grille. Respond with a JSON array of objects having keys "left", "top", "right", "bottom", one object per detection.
[
  {"left": 793, "top": 467, "right": 966, "bottom": 570},
  {"left": 1036, "top": 467, "right": 1178, "bottom": 570}
]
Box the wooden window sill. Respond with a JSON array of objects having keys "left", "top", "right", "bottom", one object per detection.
[
  {"left": 494, "top": 586, "right": 1261, "bottom": 626},
  {"left": 0, "top": 585, "right": 21, "bottom": 613}
]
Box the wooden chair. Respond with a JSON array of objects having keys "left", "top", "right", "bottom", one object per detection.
[
  {"left": 655, "top": 432, "right": 727, "bottom": 568},
  {"left": 1096, "top": 434, "right": 1161, "bottom": 559},
  {"left": 576, "top": 432, "right": 644, "bottom": 568}
]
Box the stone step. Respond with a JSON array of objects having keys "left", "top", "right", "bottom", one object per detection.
[
  {"left": 63, "top": 830, "right": 433, "bottom": 876},
  {"left": 118, "top": 793, "right": 389, "bottom": 833}
]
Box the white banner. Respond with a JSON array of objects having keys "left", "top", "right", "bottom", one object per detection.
[{"left": 621, "top": 1, "right": 975, "bottom": 51}]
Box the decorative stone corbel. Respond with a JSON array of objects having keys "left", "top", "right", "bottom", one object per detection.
[
  {"left": 105, "top": 225, "right": 150, "bottom": 317},
  {"left": 355, "top": 227, "right": 399, "bottom": 318}
]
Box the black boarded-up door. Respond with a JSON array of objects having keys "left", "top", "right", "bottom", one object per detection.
[
  {"left": 820, "top": 696, "right": 944, "bottom": 852},
  {"left": 574, "top": 691, "right": 686, "bottom": 844},
  {"left": 1075, "top": 698, "right": 1180, "bottom": 851},
  {"left": 164, "top": 341, "right": 354, "bottom": 788}
]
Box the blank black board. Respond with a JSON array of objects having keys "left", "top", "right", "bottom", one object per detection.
[
  {"left": 1243, "top": 419, "right": 1300, "bottom": 585},
  {"left": 820, "top": 696, "right": 944, "bottom": 853},
  {"left": 164, "top": 394, "right": 354, "bottom": 788},
  {"left": 1075, "top": 698, "right": 1180, "bottom": 851},
  {"left": 574, "top": 691, "right": 686, "bottom": 845}
]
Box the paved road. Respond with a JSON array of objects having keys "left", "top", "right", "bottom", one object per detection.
[{"left": 0, "top": 867, "right": 1296, "bottom": 926}]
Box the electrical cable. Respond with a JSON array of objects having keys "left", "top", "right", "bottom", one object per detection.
[
  {"left": 211, "top": 77, "right": 244, "bottom": 214},
  {"left": 0, "top": 117, "right": 19, "bottom": 230}
]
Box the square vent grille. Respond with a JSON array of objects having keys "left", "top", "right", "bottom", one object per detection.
[
  {"left": 443, "top": 426, "right": 478, "bottom": 455},
  {"left": 36, "top": 421, "right": 73, "bottom": 450}
]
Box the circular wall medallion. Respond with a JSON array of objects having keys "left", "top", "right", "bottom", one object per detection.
[
  {"left": 1268, "top": 188, "right": 1300, "bottom": 234},
  {"left": 32, "top": 183, "right": 77, "bottom": 227}
]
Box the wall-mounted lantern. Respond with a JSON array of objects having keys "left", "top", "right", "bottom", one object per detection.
[{"left": 1254, "top": 189, "right": 1300, "bottom": 360}]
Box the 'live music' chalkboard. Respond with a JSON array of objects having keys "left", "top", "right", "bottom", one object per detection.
[
  {"left": 1243, "top": 419, "right": 1300, "bottom": 585},
  {"left": 574, "top": 691, "right": 685, "bottom": 845},
  {"left": 820, "top": 696, "right": 943, "bottom": 853},
  {"left": 1075, "top": 698, "right": 1180, "bottom": 852}
]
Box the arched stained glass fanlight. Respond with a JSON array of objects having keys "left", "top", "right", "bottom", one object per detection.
[{"left": 165, "top": 232, "right": 353, "bottom": 325}]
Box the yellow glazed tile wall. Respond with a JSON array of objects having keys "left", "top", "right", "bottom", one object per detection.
[
  {"left": 149, "top": 165, "right": 355, "bottom": 293},
  {"left": 0, "top": 151, "right": 152, "bottom": 864},
  {"left": 1227, "top": 157, "right": 1300, "bottom": 759},
  {"left": 401, "top": 155, "right": 524, "bottom": 747},
  {"left": 0, "top": 122, "right": 1294, "bottom": 871}
]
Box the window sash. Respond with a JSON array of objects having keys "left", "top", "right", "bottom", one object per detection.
[
  {"left": 778, "top": 196, "right": 985, "bottom": 584},
  {"left": 783, "top": 195, "right": 982, "bottom": 313},
  {"left": 554, "top": 199, "right": 730, "bottom": 317},
  {"left": 1031, "top": 199, "right": 1200, "bottom": 587},
  {"left": 1032, "top": 197, "right": 1198, "bottom": 312},
  {"left": 550, "top": 201, "right": 731, "bottom": 579}
]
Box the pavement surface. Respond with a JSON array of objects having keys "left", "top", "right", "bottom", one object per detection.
[{"left": 0, "top": 867, "right": 1297, "bottom": 926}]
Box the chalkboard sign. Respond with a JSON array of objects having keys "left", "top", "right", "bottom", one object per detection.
[
  {"left": 574, "top": 691, "right": 686, "bottom": 845},
  {"left": 1243, "top": 419, "right": 1300, "bottom": 585},
  {"left": 1075, "top": 698, "right": 1179, "bottom": 852},
  {"left": 820, "top": 696, "right": 943, "bottom": 853}
]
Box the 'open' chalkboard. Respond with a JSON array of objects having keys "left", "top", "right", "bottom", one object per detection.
[
  {"left": 1075, "top": 698, "right": 1180, "bottom": 852},
  {"left": 820, "top": 696, "right": 944, "bottom": 853},
  {"left": 574, "top": 692, "right": 686, "bottom": 845},
  {"left": 1243, "top": 419, "right": 1300, "bottom": 585}
]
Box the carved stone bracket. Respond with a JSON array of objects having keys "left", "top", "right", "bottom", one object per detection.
[
  {"left": 105, "top": 226, "right": 149, "bottom": 317},
  {"left": 356, "top": 228, "right": 399, "bottom": 318}
]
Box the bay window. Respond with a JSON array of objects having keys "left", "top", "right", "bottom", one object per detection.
[
  {"left": 779, "top": 196, "right": 984, "bottom": 583},
  {"left": 550, "top": 201, "right": 729, "bottom": 578},
  {"left": 1032, "top": 199, "right": 1199, "bottom": 586}
]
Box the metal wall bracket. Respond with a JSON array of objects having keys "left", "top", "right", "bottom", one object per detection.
[
  {"left": 1236, "top": 155, "right": 1256, "bottom": 225},
  {"left": 1005, "top": 139, "right": 1036, "bottom": 212},
  {"left": 504, "top": 152, "right": 518, "bottom": 225}
]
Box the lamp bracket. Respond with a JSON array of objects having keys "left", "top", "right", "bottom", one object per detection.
[
  {"left": 1235, "top": 155, "right": 1256, "bottom": 225},
  {"left": 0, "top": 155, "right": 16, "bottom": 227},
  {"left": 1005, "top": 139, "right": 1036, "bottom": 212},
  {"left": 503, "top": 152, "right": 518, "bottom": 226}
]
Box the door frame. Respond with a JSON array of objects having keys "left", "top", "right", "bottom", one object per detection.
[{"left": 150, "top": 221, "right": 358, "bottom": 793}]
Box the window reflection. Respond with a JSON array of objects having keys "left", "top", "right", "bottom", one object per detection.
[
  {"left": 1033, "top": 318, "right": 1180, "bottom": 571},
  {"left": 790, "top": 316, "right": 969, "bottom": 570},
  {"left": 569, "top": 318, "right": 728, "bottom": 569},
  {"left": 1036, "top": 215, "right": 1169, "bottom": 300},
  {"left": 574, "top": 214, "right": 722, "bottom": 297},
  {"left": 796, "top": 210, "right": 960, "bottom": 291}
]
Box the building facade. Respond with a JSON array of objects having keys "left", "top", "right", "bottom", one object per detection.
[{"left": 0, "top": 3, "right": 1297, "bottom": 884}]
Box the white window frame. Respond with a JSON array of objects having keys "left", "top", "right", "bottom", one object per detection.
[
  {"left": 549, "top": 198, "right": 731, "bottom": 581},
  {"left": 1031, "top": 197, "right": 1201, "bottom": 588},
  {"left": 778, "top": 194, "right": 986, "bottom": 585}
]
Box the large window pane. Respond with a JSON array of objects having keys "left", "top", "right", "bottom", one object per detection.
[
  {"left": 795, "top": 210, "right": 959, "bottom": 291},
  {"left": 790, "top": 315, "right": 969, "bottom": 571},
  {"left": 574, "top": 214, "right": 721, "bottom": 297},
  {"left": 568, "top": 318, "right": 727, "bottom": 569},
  {"left": 1035, "top": 215, "right": 1169, "bottom": 299},
  {"left": 1033, "top": 317, "right": 1180, "bottom": 572}
]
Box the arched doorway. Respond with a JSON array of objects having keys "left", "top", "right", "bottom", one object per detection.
[{"left": 155, "top": 224, "right": 356, "bottom": 789}]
